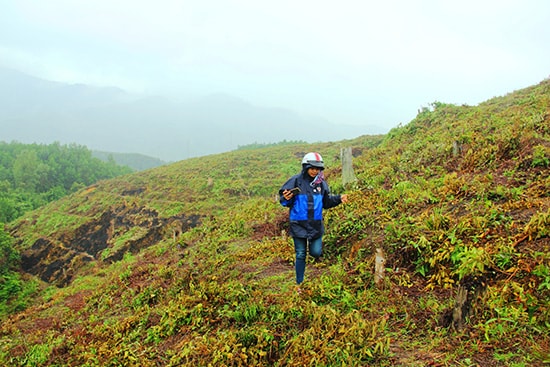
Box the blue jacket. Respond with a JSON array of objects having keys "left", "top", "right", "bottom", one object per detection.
[{"left": 279, "top": 169, "right": 342, "bottom": 239}]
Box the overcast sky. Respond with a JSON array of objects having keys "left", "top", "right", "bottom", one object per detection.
[{"left": 1, "top": 0, "right": 549, "bottom": 131}]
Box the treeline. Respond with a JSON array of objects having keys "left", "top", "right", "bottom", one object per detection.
[{"left": 0, "top": 141, "right": 133, "bottom": 223}]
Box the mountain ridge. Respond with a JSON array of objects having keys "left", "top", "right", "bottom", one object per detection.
[{"left": 0, "top": 67, "right": 383, "bottom": 161}]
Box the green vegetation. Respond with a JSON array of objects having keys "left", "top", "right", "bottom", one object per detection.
[
  {"left": 92, "top": 150, "right": 167, "bottom": 171},
  {"left": 0, "top": 79, "right": 549, "bottom": 366},
  {"left": 0, "top": 142, "right": 133, "bottom": 316},
  {"left": 0, "top": 226, "right": 38, "bottom": 316},
  {"left": 237, "top": 140, "right": 308, "bottom": 150},
  {"left": 0, "top": 141, "right": 133, "bottom": 223}
]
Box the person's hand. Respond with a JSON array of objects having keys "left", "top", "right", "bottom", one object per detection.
[
  {"left": 341, "top": 194, "right": 349, "bottom": 203},
  {"left": 282, "top": 189, "right": 294, "bottom": 200}
]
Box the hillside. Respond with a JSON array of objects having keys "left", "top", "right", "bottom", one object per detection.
[{"left": 1, "top": 79, "right": 550, "bottom": 366}]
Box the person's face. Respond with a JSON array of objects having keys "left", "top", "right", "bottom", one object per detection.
[{"left": 307, "top": 167, "right": 321, "bottom": 178}]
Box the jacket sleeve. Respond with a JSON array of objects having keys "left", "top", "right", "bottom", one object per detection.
[
  {"left": 322, "top": 182, "right": 342, "bottom": 209},
  {"left": 279, "top": 175, "right": 298, "bottom": 207}
]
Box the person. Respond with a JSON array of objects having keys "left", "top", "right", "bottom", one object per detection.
[{"left": 279, "top": 152, "right": 348, "bottom": 287}]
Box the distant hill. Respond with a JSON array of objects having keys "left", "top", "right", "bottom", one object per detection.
[
  {"left": 92, "top": 150, "right": 167, "bottom": 171},
  {"left": 0, "top": 67, "right": 381, "bottom": 162}
]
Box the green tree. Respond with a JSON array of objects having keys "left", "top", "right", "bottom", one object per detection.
[
  {"left": 0, "top": 227, "right": 33, "bottom": 316},
  {"left": 12, "top": 149, "right": 50, "bottom": 192},
  {"left": 0, "top": 226, "right": 18, "bottom": 276}
]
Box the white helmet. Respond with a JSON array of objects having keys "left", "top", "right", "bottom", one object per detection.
[{"left": 301, "top": 152, "right": 325, "bottom": 169}]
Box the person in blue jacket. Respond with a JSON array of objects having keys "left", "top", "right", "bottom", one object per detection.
[{"left": 279, "top": 152, "right": 348, "bottom": 287}]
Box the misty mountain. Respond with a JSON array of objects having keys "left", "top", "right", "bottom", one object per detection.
[
  {"left": 0, "top": 67, "right": 131, "bottom": 115},
  {"left": 0, "top": 67, "right": 379, "bottom": 161}
]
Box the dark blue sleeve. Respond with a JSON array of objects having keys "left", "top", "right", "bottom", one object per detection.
[
  {"left": 279, "top": 175, "right": 299, "bottom": 207},
  {"left": 322, "top": 181, "right": 342, "bottom": 209}
]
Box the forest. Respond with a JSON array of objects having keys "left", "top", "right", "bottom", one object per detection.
[{"left": 0, "top": 141, "right": 133, "bottom": 223}]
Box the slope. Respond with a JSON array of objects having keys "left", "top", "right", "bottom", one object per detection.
[{"left": 1, "top": 79, "right": 549, "bottom": 366}]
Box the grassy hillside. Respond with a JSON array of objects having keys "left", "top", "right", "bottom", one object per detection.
[{"left": 1, "top": 79, "right": 549, "bottom": 366}]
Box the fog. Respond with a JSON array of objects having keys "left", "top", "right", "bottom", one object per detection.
[{"left": 1, "top": 0, "right": 549, "bottom": 160}]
